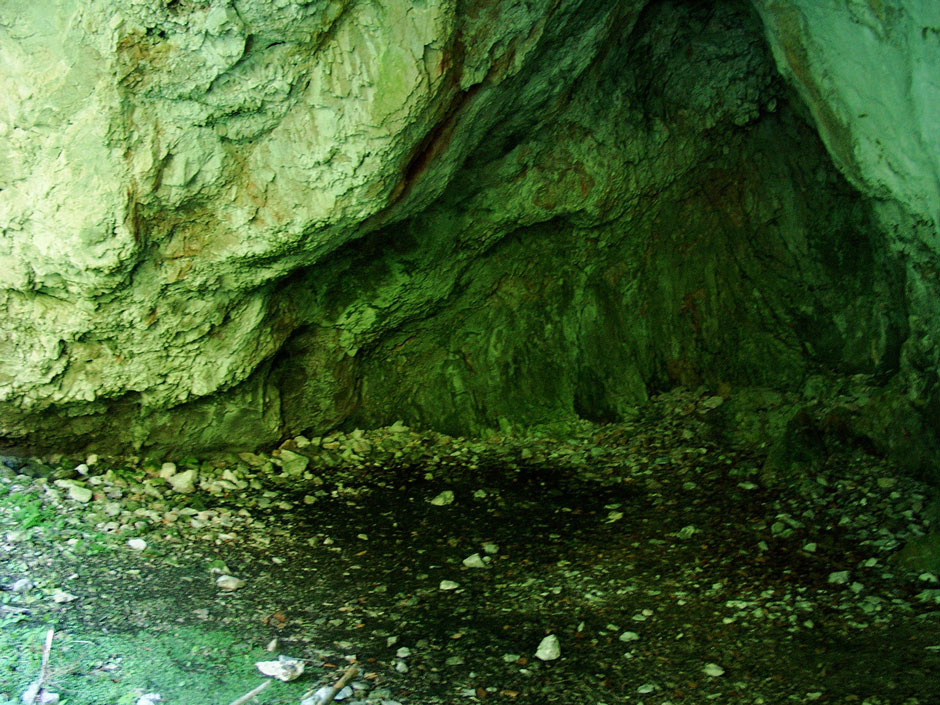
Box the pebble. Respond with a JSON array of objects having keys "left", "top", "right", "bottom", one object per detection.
[
  {"left": 439, "top": 580, "right": 460, "bottom": 591},
  {"left": 277, "top": 450, "right": 309, "bottom": 476},
  {"left": 619, "top": 631, "right": 640, "bottom": 642},
  {"left": 127, "top": 538, "right": 147, "bottom": 551},
  {"left": 67, "top": 484, "right": 92, "bottom": 503},
  {"left": 216, "top": 575, "right": 245, "bottom": 591},
  {"left": 51, "top": 589, "right": 77, "bottom": 603},
  {"left": 828, "top": 571, "right": 850, "bottom": 585},
  {"left": 167, "top": 469, "right": 197, "bottom": 494},
  {"left": 535, "top": 634, "right": 561, "bottom": 661},
  {"left": 462, "top": 553, "right": 487, "bottom": 568},
  {"left": 702, "top": 663, "right": 725, "bottom": 677},
  {"left": 303, "top": 685, "right": 353, "bottom": 704},
  {"left": 429, "top": 490, "right": 455, "bottom": 506}
]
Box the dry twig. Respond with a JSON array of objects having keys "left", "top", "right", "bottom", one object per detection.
[
  {"left": 226, "top": 679, "right": 271, "bottom": 705},
  {"left": 23, "top": 628, "right": 55, "bottom": 705},
  {"left": 301, "top": 664, "right": 359, "bottom": 705}
]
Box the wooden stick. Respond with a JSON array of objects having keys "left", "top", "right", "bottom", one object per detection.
[
  {"left": 226, "top": 679, "right": 271, "bottom": 705},
  {"left": 24, "top": 628, "right": 55, "bottom": 705},
  {"left": 301, "top": 664, "right": 359, "bottom": 705},
  {"left": 39, "top": 628, "right": 53, "bottom": 685}
]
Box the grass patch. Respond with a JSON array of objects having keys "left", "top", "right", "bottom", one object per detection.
[{"left": 0, "top": 624, "right": 303, "bottom": 705}]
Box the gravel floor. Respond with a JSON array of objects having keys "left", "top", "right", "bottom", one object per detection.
[{"left": 1, "top": 389, "right": 939, "bottom": 705}]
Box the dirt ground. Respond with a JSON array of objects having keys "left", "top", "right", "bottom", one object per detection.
[{"left": 1, "top": 390, "right": 938, "bottom": 705}]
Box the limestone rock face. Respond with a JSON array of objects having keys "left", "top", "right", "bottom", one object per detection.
[
  {"left": 754, "top": 0, "right": 940, "bottom": 477},
  {"left": 755, "top": 0, "right": 940, "bottom": 231},
  {"left": 0, "top": 0, "right": 937, "bottom": 475}
]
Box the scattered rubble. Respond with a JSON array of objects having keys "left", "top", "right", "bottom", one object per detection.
[{"left": 0, "top": 389, "right": 937, "bottom": 704}]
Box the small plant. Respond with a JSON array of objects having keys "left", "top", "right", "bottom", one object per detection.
[{"left": 9, "top": 493, "right": 52, "bottom": 530}]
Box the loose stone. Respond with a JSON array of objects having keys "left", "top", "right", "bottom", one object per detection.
[
  {"left": 535, "top": 634, "right": 561, "bottom": 661},
  {"left": 462, "top": 553, "right": 487, "bottom": 568},
  {"left": 429, "top": 491, "right": 455, "bottom": 506},
  {"left": 216, "top": 575, "right": 245, "bottom": 591},
  {"left": 702, "top": 663, "right": 725, "bottom": 677}
]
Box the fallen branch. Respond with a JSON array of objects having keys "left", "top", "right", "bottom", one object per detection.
[
  {"left": 301, "top": 664, "right": 359, "bottom": 705},
  {"left": 226, "top": 679, "right": 271, "bottom": 705}
]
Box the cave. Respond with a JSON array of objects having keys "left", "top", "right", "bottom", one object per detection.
[{"left": 1, "top": 0, "right": 939, "bottom": 702}]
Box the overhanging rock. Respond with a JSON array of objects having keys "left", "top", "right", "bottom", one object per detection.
[{"left": 0, "top": 0, "right": 937, "bottom": 476}]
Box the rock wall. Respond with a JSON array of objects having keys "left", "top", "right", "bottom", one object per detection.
[
  {"left": 754, "top": 0, "right": 940, "bottom": 478},
  {"left": 0, "top": 0, "right": 936, "bottom": 475}
]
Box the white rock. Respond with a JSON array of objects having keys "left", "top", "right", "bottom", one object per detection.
[
  {"left": 702, "top": 663, "right": 725, "bottom": 677},
  {"left": 51, "top": 589, "right": 77, "bottom": 603},
  {"left": 535, "top": 634, "right": 561, "bottom": 661},
  {"left": 127, "top": 538, "right": 147, "bottom": 551},
  {"left": 10, "top": 578, "right": 32, "bottom": 592},
  {"left": 216, "top": 575, "right": 245, "bottom": 591},
  {"left": 302, "top": 685, "right": 353, "bottom": 704},
  {"left": 462, "top": 553, "right": 486, "bottom": 568},
  {"left": 136, "top": 695, "right": 162, "bottom": 705},
  {"left": 277, "top": 450, "right": 309, "bottom": 475},
  {"left": 439, "top": 580, "right": 460, "bottom": 591},
  {"left": 619, "top": 631, "right": 640, "bottom": 642},
  {"left": 167, "top": 468, "right": 197, "bottom": 494},
  {"left": 159, "top": 462, "right": 177, "bottom": 478},
  {"left": 828, "top": 570, "right": 850, "bottom": 584},
  {"left": 67, "top": 484, "right": 93, "bottom": 503},
  {"left": 429, "top": 490, "right": 454, "bottom": 506},
  {"left": 255, "top": 656, "right": 305, "bottom": 681},
  {"left": 701, "top": 395, "right": 724, "bottom": 409}
]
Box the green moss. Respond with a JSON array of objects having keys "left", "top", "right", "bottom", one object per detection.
[{"left": 0, "top": 625, "right": 293, "bottom": 705}]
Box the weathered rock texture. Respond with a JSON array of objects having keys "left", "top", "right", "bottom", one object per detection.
[{"left": 0, "top": 0, "right": 937, "bottom": 477}]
